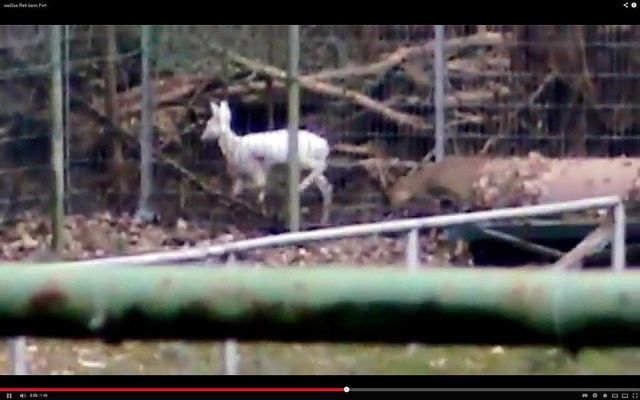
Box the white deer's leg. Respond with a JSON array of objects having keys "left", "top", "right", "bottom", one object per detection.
[
  {"left": 313, "top": 174, "right": 333, "bottom": 224},
  {"left": 298, "top": 174, "right": 314, "bottom": 193},
  {"left": 231, "top": 179, "right": 244, "bottom": 198},
  {"left": 257, "top": 188, "right": 266, "bottom": 205},
  {"left": 298, "top": 164, "right": 326, "bottom": 193},
  {"left": 253, "top": 170, "right": 268, "bottom": 212}
]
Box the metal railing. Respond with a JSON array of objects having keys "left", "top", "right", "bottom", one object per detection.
[
  {"left": 70, "top": 196, "right": 627, "bottom": 270},
  {"left": 6, "top": 195, "right": 627, "bottom": 375}
]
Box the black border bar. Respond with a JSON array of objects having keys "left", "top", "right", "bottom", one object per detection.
[
  {"left": 0, "top": 0, "right": 635, "bottom": 24},
  {"left": 0, "top": 375, "right": 637, "bottom": 388}
]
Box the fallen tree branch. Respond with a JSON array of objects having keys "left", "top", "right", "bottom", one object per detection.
[
  {"left": 207, "top": 42, "right": 431, "bottom": 132},
  {"left": 306, "top": 32, "right": 504, "bottom": 82},
  {"left": 332, "top": 143, "right": 386, "bottom": 158},
  {"left": 90, "top": 75, "right": 209, "bottom": 121},
  {"left": 204, "top": 32, "right": 504, "bottom": 102},
  {"left": 214, "top": 78, "right": 508, "bottom": 116},
  {"left": 552, "top": 216, "right": 613, "bottom": 271},
  {"left": 305, "top": 98, "right": 398, "bottom": 138}
]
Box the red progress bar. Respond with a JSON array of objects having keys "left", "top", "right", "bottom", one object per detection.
[{"left": 0, "top": 388, "right": 345, "bottom": 393}]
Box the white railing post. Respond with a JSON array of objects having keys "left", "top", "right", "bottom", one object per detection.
[
  {"left": 9, "top": 337, "right": 27, "bottom": 375},
  {"left": 406, "top": 229, "right": 419, "bottom": 271},
  {"left": 612, "top": 202, "right": 627, "bottom": 271},
  {"left": 223, "top": 339, "right": 239, "bottom": 375},
  {"left": 406, "top": 228, "right": 420, "bottom": 354},
  {"left": 223, "top": 252, "right": 240, "bottom": 375}
]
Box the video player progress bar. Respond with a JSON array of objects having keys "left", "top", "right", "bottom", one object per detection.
[{"left": 348, "top": 388, "right": 640, "bottom": 392}]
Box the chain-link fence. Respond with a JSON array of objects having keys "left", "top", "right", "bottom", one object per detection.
[
  {"left": 150, "top": 25, "right": 426, "bottom": 226},
  {"left": 62, "top": 25, "right": 143, "bottom": 217},
  {"left": 443, "top": 25, "right": 640, "bottom": 157},
  {"left": 1, "top": 25, "right": 639, "bottom": 229},
  {"left": 0, "top": 25, "right": 53, "bottom": 224},
  {"left": 0, "top": 25, "right": 147, "bottom": 222},
  {"left": 1, "top": 25, "right": 640, "bottom": 375},
  {"left": 4, "top": 25, "right": 638, "bottom": 229},
  {"left": 147, "top": 25, "right": 462, "bottom": 225}
]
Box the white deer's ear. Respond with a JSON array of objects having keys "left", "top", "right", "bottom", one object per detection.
[
  {"left": 220, "top": 100, "right": 230, "bottom": 114},
  {"left": 210, "top": 101, "right": 219, "bottom": 114}
]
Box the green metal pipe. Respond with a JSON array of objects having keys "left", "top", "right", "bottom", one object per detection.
[{"left": 0, "top": 265, "right": 639, "bottom": 348}]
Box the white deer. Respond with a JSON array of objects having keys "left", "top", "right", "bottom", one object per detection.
[{"left": 202, "top": 100, "right": 333, "bottom": 224}]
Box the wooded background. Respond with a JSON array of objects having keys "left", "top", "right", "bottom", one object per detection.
[{"left": 0, "top": 25, "right": 638, "bottom": 227}]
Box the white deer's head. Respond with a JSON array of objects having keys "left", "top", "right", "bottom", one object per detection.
[{"left": 202, "top": 100, "right": 232, "bottom": 141}]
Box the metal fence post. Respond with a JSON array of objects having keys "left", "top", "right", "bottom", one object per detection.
[
  {"left": 433, "top": 25, "right": 446, "bottom": 162},
  {"left": 50, "top": 25, "right": 65, "bottom": 254},
  {"left": 137, "top": 25, "right": 154, "bottom": 221},
  {"left": 63, "top": 25, "right": 72, "bottom": 215},
  {"left": 287, "top": 25, "right": 301, "bottom": 232}
]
